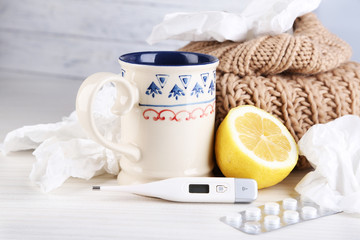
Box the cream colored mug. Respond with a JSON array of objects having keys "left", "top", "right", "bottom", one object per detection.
[{"left": 76, "top": 51, "right": 219, "bottom": 184}]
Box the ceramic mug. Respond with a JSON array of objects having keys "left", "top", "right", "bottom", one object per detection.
[{"left": 76, "top": 51, "right": 219, "bottom": 184}]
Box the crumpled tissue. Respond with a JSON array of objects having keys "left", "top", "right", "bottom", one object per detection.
[
  {"left": 147, "top": 0, "right": 321, "bottom": 44},
  {"left": 2, "top": 84, "right": 121, "bottom": 192},
  {"left": 295, "top": 115, "right": 360, "bottom": 214}
]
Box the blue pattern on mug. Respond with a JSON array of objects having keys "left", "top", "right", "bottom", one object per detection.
[
  {"left": 156, "top": 74, "right": 169, "bottom": 88},
  {"left": 200, "top": 73, "right": 209, "bottom": 87},
  {"left": 191, "top": 82, "right": 204, "bottom": 98},
  {"left": 208, "top": 80, "right": 215, "bottom": 95},
  {"left": 179, "top": 75, "right": 192, "bottom": 89},
  {"left": 168, "top": 84, "right": 185, "bottom": 100},
  {"left": 144, "top": 72, "right": 215, "bottom": 99},
  {"left": 146, "top": 81, "right": 162, "bottom": 98}
]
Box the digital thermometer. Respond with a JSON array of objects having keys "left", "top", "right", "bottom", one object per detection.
[{"left": 93, "top": 177, "right": 257, "bottom": 203}]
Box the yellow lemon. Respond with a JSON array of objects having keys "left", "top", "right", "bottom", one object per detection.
[{"left": 215, "top": 105, "right": 298, "bottom": 189}]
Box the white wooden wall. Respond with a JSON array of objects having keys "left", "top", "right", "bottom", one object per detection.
[
  {"left": 0, "top": 0, "right": 358, "bottom": 80},
  {"left": 0, "top": 0, "right": 247, "bottom": 79}
]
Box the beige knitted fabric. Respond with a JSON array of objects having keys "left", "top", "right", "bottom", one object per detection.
[{"left": 180, "top": 13, "right": 360, "bottom": 169}]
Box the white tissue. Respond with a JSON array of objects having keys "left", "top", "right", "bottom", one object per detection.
[
  {"left": 2, "top": 84, "right": 121, "bottom": 192},
  {"left": 147, "top": 0, "right": 321, "bottom": 44},
  {"left": 2, "top": 112, "right": 86, "bottom": 153},
  {"left": 295, "top": 115, "right": 360, "bottom": 213}
]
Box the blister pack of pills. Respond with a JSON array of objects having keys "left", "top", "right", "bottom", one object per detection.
[{"left": 220, "top": 197, "right": 339, "bottom": 235}]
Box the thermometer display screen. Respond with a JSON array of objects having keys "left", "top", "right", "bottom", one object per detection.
[{"left": 188, "top": 184, "right": 209, "bottom": 193}]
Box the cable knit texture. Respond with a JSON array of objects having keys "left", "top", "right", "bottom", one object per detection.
[{"left": 180, "top": 13, "right": 360, "bottom": 169}]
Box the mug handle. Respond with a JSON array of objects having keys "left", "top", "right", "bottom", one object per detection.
[{"left": 76, "top": 72, "right": 141, "bottom": 162}]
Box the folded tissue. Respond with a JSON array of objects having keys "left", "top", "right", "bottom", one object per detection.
[
  {"left": 147, "top": 0, "right": 321, "bottom": 44},
  {"left": 2, "top": 84, "right": 121, "bottom": 192},
  {"left": 295, "top": 115, "right": 360, "bottom": 214}
]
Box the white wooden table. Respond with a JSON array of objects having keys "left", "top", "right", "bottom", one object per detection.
[{"left": 1, "top": 71, "right": 359, "bottom": 240}]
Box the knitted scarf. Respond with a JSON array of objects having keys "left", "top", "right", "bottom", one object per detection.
[{"left": 180, "top": 13, "right": 360, "bottom": 169}]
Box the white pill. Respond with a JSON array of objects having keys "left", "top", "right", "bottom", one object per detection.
[
  {"left": 245, "top": 207, "right": 261, "bottom": 221},
  {"left": 244, "top": 221, "right": 261, "bottom": 234},
  {"left": 264, "top": 202, "right": 280, "bottom": 215},
  {"left": 282, "top": 198, "right": 298, "bottom": 210},
  {"left": 283, "top": 210, "right": 300, "bottom": 224},
  {"left": 264, "top": 215, "right": 281, "bottom": 230},
  {"left": 225, "top": 213, "right": 242, "bottom": 227},
  {"left": 302, "top": 206, "right": 317, "bottom": 220}
]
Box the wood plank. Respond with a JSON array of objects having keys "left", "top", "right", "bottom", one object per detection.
[
  {"left": 0, "top": 30, "right": 185, "bottom": 78},
  {"left": 0, "top": 0, "right": 245, "bottom": 41},
  {"left": 0, "top": 70, "right": 82, "bottom": 139}
]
